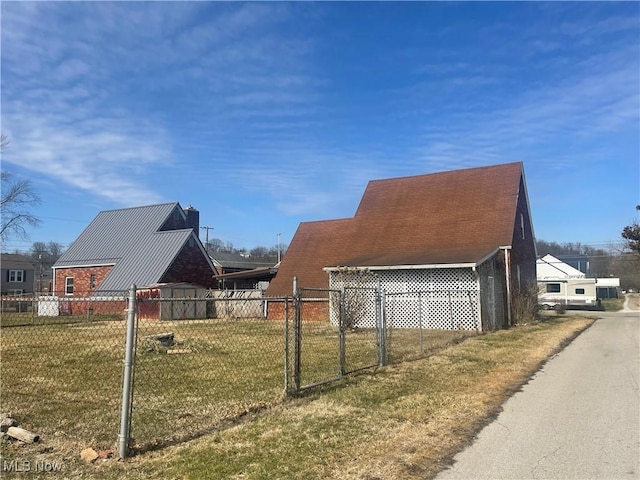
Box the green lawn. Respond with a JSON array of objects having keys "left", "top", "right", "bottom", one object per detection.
[
  {"left": 0, "top": 313, "right": 475, "bottom": 467},
  {"left": 600, "top": 297, "right": 625, "bottom": 311},
  {"left": 0, "top": 318, "right": 289, "bottom": 459},
  {"left": 6, "top": 315, "right": 588, "bottom": 480}
]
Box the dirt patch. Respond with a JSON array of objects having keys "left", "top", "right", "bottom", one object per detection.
[{"left": 624, "top": 293, "right": 640, "bottom": 311}]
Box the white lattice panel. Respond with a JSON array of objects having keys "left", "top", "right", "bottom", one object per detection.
[
  {"left": 329, "top": 268, "right": 481, "bottom": 331},
  {"left": 385, "top": 289, "right": 480, "bottom": 330}
]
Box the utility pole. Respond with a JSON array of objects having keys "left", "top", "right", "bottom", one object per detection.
[
  {"left": 38, "top": 254, "right": 42, "bottom": 294},
  {"left": 200, "top": 226, "right": 214, "bottom": 251}
]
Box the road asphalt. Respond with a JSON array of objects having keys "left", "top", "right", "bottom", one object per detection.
[{"left": 435, "top": 310, "right": 640, "bottom": 480}]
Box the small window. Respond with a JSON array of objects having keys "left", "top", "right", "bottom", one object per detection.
[
  {"left": 575, "top": 288, "right": 585, "bottom": 295},
  {"left": 8, "top": 270, "right": 24, "bottom": 282},
  {"left": 65, "top": 277, "right": 74, "bottom": 296},
  {"left": 546, "top": 283, "right": 561, "bottom": 293},
  {"left": 90, "top": 274, "right": 96, "bottom": 290}
]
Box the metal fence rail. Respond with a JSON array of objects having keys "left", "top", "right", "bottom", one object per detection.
[
  {"left": 291, "top": 287, "right": 343, "bottom": 391},
  {"left": 129, "top": 295, "right": 289, "bottom": 452},
  {"left": 1, "top": 291, "right": 128, "bottom": 458},
  {"left": 1, "top": 283, "right": 478, "bottom": 460}
]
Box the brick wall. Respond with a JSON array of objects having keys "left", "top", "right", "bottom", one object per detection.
[
  {"left": 266, "top": 298, "right": 329, "bottom": 322},
  {"left": 161, "top": 239, "right": 216, "bottom": 288},
  {"left": 54, "top": 265, "right": 114, "bottom": 296}
]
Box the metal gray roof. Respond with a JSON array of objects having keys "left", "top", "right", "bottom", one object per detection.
[
  {"left": 53, "top": 203, "right": 213, "bottom": 291},
  {"left": 211, "top": 251, "right": 275, "bottom": 270}
]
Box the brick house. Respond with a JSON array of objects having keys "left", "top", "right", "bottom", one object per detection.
[
  {"left": 266, "top": 162, "right": 537, "bottom": 330},
  {"left": 52, "top": 203, "right": 216, "bottom": 303}
]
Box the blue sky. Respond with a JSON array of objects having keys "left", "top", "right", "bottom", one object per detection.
[{"left": 1, "top": 1, "right": 638, "bottom": 254}]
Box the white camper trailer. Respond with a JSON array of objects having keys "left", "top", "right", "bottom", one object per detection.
[
  {"left": 536, "top": 254, "right": 598, "bottom": 309},
  {"left": 538, "top": 278, "right": 598, "bottom": 309}
]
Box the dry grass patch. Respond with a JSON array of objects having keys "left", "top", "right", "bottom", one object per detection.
[
  {"left": 90, "top": 316, "right": 594, "bottom": 480},
  {"left": 327, "top": 317, "right": 594, "bottom": 480},
  {"left": 1, "top": 317, "right": 591, "bottom": 478}
]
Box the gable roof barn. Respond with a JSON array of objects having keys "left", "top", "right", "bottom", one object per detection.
[
  {"left": 53, "top": 202, "right": 216, "bottom": 292},
  {"left": 267, "top": 162, "right": 535, "bottom": 297}
]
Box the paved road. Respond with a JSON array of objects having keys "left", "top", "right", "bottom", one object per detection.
[{"left": 436, "top": 311, "right": 640, "bottom": 480}]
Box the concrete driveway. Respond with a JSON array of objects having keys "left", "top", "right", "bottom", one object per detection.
[{"left": 435, "top": 309, "right": 639, "bottom": 480}]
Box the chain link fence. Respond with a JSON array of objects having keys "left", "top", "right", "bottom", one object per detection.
[
  {"left": 385, "top": 289, "right": 479, "bottom": 363},
  {"left": 1, "top": 282, "right": 477, "bottom": 459},
  {"left": 1, "top": 292, "right": 128, "bottom": 458},
  {"left": 1, "top": 290, "right": 291, "bottom": 459},
  {"left": 290, "top": 287, "right": 344, "bottom": 391},
  {"left": 129, "top": 294, "right": 288, "bottom": 453}
]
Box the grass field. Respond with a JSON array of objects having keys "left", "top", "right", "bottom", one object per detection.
[
  {"left": 0, "top": 312, "right": 471, "bottom": 474},
  {"left": 115, "top": 316, "right": 593, "bottom": 480},
  {"left": 0, "top": 315, "right": 592, "bottom": 479},
  {"left": 1, "top": 318, "right": 288, "bottom": 459}
]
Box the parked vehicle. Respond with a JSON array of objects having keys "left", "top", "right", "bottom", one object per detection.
[{"left": 538, "top": 278, "right": 598, "bottom": 310}]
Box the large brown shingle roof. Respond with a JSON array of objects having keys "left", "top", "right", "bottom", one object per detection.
[
  {"left": 267, "top": 162, "right": 524, "bottom": 296},
  {"left": 267, "top": 218, "right": 356, "bottom": 297}
]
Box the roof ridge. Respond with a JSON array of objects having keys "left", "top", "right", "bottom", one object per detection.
[
  {"left": 300, "top": 217, "right": 354, "bottom": 225},
  {"left": 153, "top": 228, "right": 194, "bottom": 234},
  {"left": 96, "top": 202, "right": 179, "bottom": 214},
  {"left": 365, "top": 161, "right": 522, "bottom": 185}
]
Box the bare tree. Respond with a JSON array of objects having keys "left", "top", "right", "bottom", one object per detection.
[
  {"left": 330, "top": 267, "right": 378, "bottom": 331},
  {"left": 1, "top": 170, "right": 41, "bottom": 243},
  {"left": 30, "top": 241, "right": 65, "bottom": 265},
  {"left": 1, "top": 135, "right": 41, "bottom": 244},
  {"left": 46, "top": 241, "right": 64, "bottom": 259},
  {"left": 622, "top": 205, "right": 640, "bottom": 255}
]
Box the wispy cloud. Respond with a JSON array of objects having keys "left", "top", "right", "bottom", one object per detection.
[
  {"left": 398, "top": 11, "right": 640, "bottom": 174},
  {"left": 1, "top": 0, "right": 637, "bottom": 236},
  {"left": 1, "top": 2, "right": 320, "bottom": 208}
]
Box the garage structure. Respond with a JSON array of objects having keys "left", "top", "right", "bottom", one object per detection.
[{"left": 267, "top": 162, "right": 537, "bottom": 330}]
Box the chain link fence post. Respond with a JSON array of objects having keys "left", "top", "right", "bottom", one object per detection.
[
  {"left": 118, "top": 284, "right": 137, "bottom": 459},
  {"left": 292, "top": 277, "right": 301, "bottom": 393},
  {"left": 338, "top": 288, "right": 346, "bottom": 377},
  {"left": 418, "top": 291, "right": 424, "bottom": 355},
  {"left": 283, "top": 297, "right": 290, "bottom": 394},
  {"left": 376, "top": 281, "right": 387, "bottom": 366}
]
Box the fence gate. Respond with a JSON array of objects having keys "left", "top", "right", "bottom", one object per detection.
[
  {"left": 289, "top": 286, "right": 382, "bottom": 393},
  {"left": 342, "top": 286, "right": 382, "bottom": 374},
  {"left": 291, "top": 287, "right": 342, "bottom": 391}
]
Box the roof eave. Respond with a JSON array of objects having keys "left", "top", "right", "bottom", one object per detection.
[
  {"left": 53, "top": 261, "right": 118, "bottom": 269},
  {"left": 323, "top": 248, "right": 501, "bottom": 273},
  {"left": 324, "top": 262, "right": 479, "bottom": 272}
]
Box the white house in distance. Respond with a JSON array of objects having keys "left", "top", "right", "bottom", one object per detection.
[{"left": 537, "top": 254, "right": 598, "bottom": 309}]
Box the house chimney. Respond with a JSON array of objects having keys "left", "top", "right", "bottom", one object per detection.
[{"left": 183, "top": 206, "right": 200, "bottom": 236}]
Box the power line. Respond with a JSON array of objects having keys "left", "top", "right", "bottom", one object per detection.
[{"left": 200, "top": 226, "right": 214, "bottom": 247}]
